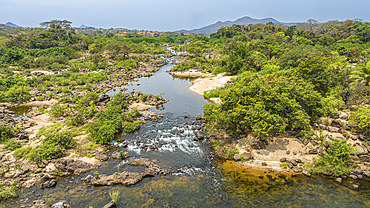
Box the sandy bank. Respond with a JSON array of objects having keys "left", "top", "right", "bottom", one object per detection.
[
  {"left": 169, "top": 71, "right": 210, "bottom": 78},
  {"left": 188, "top": 73, "right": 234, "bottom": 96},
  {"left": 129, "top": 103, "right": 154, "bottom": 111}
]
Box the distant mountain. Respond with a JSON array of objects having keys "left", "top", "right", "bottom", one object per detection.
[
  {"left": 5, "top": 22, "right": 20, "bottom": 28},
  {"left": 179, "top": 16, "right": 299, "bottom": 35},
  {"left": 79, "top": 24, "right": 95, "bottom": 29}
]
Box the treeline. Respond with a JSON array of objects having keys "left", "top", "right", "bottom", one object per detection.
[{"left": 199, "top": 20, "right": 370, "bottom": 138}]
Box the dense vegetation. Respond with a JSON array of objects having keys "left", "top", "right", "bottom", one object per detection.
[
  {"left": 0, "top": 20, "right": 188, "bottom": 165},
  {"left": 175, "top": 20, "right": 370, "bottom": 175},
  {"left": 195, "top": 20, "right": 370, "bottom": 137}
]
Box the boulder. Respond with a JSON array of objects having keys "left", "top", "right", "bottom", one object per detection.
[
  {"left": 339, "top": 112, "right": 348, "bottom": 120},
  {"left": 111, "top": 151, "right": 121, "bottom": 159},
  {"left": 355, "top": 145, "right": 368, "bottom": 155},
  {"left": 195, "top": 114, "right": 202, "bottom": 120},
  {"left": 293, "top": 167, "right": 302, "bottom": 173},
  {"left": 195, "top": 131, "right": 204, "bottom": 140},
  {"left": 98, "top": 94, "right": 111, "bottom": 102},
  {"left": 90, "top": 172, "right": 145, "bottom": 186},
  {"left": 331, "top": 119, "right": 346, "bottom": 128},
  {"left": 234, "top": 154, "right": 241, "bottom": 161},
  {"left": 51, "top": 201, "right": 71, "bottom": 208},
  {"left": 336, "top": 177, "right": 343, "bottom": 183},
  {"left": 40, "top": 179, "right": 57, "bottom": 188},
  {"left": 302, "top": 169, "right": 311, "bottom": 177},
  {"left": 127, "top": 158, "right": 152, "bottom": 167},
  {"left": 241, "top": 152, "right": 252, "bottom": 160},
  {"left": 327, "top": 126, "right": 340, "bottom": 133},
  {"left": 95, "top": 153, "right": 108, "bottom": 161},
  {"left": 349, "top": 174, "right": 358, "bottom": 180},
  {"left": 31, "top": 199, "right": 50, "bottom": 208},
  {"left": 18, "top": 131, "right": 29, "bottom": 140}
]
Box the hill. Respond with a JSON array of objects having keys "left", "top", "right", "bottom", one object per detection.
[
  {"left": 5, "top": 22, "right": 20, "bottom": 28},
  {"left": 178, "top": 16, "right": 299, "bottom": 35}
]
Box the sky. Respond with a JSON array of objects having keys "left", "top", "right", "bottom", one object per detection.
[{"left": 1, "top": 0, "right": 369, "bottom": 31}]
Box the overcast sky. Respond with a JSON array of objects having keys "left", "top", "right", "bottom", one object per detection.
[{"left": 1, "top": 0, "right": 369, "bottom": 31}]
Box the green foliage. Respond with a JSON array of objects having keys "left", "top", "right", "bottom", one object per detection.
[
  {"left": 3, "top": 139, "right": 21, "bottom": 151},
  {"left": 141, "top": 94, "right": 148, "bottom": 101},
  {"left": 0, "top": 86, "right": 31, "bottom": 103},
  {"left": 123, "top": 121, "right": 141, "bottom": 133},
  {"left": 204, "top": 87, "right": 227, "bottom": 99},
  {"left": 49, "top": 104, "right": 66, "bottom": 117},
  {"left": 94, "top": 171, "right": 100, "bottom": 178},
  {"left": 350, "top": 106, "right": 370, "bottom": 135},
  {"left": 27, "top": 130, "right": 76, "bottom": 161},
  {"left": 87, "top": 93, "right": 141, "bottom": 144},
  {"left": 109, "top": 191, "right": 120, "bottom": 205},
  {"left": 0, "top": 126, "right": 15, "bottom": 143},
  {"left": 222, "top": 146, "right": 239, "bottom": 160},
  {"left": 14, "top": 146, "right": 32, "bottom": 158},
  {"left": 310, "top": 139, "right": 356, "bottom": 176},
  {"left": 280, "top": 162, "right": 289, "bottom": 167},
  {"left": 204, "top": 72, "right": 325, "bottom": 136},
  {"left": 0, "top": 181, "right": 18, "bottom": 199},
  {"left": 119, "top": 151, "right": 125, "bottom": 158}
]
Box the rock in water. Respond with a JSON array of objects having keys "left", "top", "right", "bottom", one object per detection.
[
  {"left": 336, "top": 177, "right": 343, "bottom": 183},
  {"left": 51, "top": 200, "right": 71, "bottom": 208},
  {"left": 40, "top": 179, "right": 57, "bottom": 188}
]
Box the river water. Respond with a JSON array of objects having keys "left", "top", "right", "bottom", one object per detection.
[{"left": 2, "top": 56, "right": 370, "bottom": 208}]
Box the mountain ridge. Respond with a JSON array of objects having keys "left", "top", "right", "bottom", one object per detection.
[
  {"left": 178, "top": 16, "right": 299, "bottom": 35},
  {"left": 4, "top": 22, "right": 20, "bottom": 28}
]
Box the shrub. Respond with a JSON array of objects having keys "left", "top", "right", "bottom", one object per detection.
[
  {"left": 27, "top": 130, "right": 76, "bottom": 161},
  {"left": 141, "top": 94, "right": 148, "bottom": 101},
  {"left": 309, "top": 139, "right": 356, "bottom": 176},
  {"left": 50, "top": 104, "right": 66, "bottom": 117},
  {"left": 14, "top": 146, "right": 32, "bottom": 158},
  {"left": 124, "top": 121, "right": 141, "bottom": 133},
  {"left": 350, "top": 106, "right": 370, "bottom": 136},
  {"left": 203, "top": 72, "right": 325, "bottom": 136},
  {"left": 119, "top": 151, "right": 125, "bottom": 158},
  {"left": 3, "top": 139, "right": 21, "bottom": 151},
  {"left": 0, "top": 126, "right": 15, "bottom": 143}
]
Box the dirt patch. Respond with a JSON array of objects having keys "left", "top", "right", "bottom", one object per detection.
[
  {"left": 21, "top": 99, "right": 58, "bottom": 107},
  {"left": 24, "top": 114, "right": 55, "bottom": 141}
]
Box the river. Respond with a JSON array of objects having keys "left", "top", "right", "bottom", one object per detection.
[{"left": 2, "top": 55, "right": 370, "bottom": 208}]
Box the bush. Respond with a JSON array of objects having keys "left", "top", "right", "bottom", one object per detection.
[
  {"left": 203, "top": 72, "right": 325, "bottom": 136},
  {"left": 350, "top": 105, "right": 370, "bottom": 135},
  {"left": 0, "top": 126, "right": 15, "bottom": 143},
  {"left": 123, "top": 121, "right": 141, "bottom": 133},
  {"left": 14, "top": 146, "right": 32, "bottom": 158},
  {"left": 50, "top": 104, "right": 66, "bottom": 117},
  {"left": 309, "top": 139, "right": 356, "bottom": 176},
  {"left": 3, "top": 139, "right": 21, "bottom": 151},
  {"left": 27, "top": 130, "right": 76, "bottom": 161}
]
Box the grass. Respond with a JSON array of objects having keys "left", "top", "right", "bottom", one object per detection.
[
  {"left": 280, "top": 162, "right": 289, "bottom": 167},
  {"left": 0, "top": 181, "right": 18, "bottom": 199},
  {"left": 109, "top": 191, "right": 120, "bottom": 205}
]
